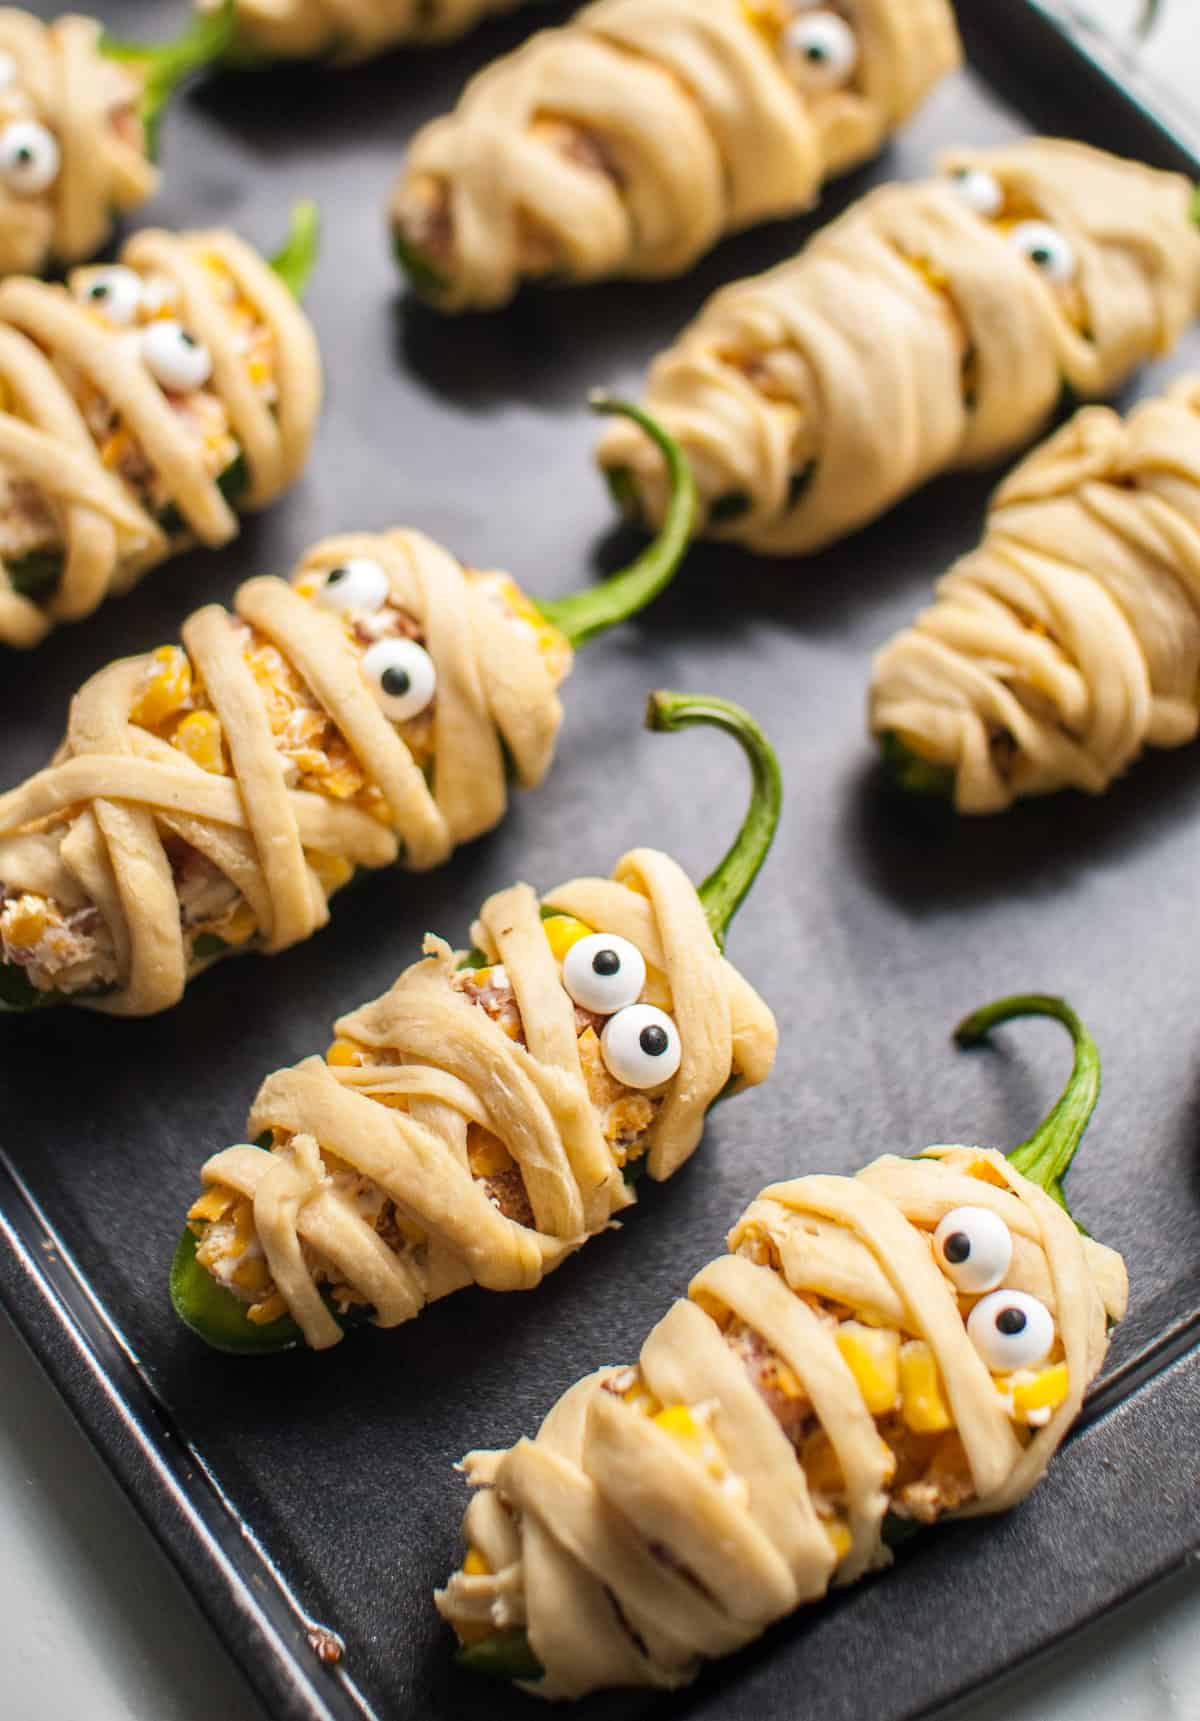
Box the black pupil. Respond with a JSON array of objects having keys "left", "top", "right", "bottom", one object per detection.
[
  {"left": 805, "top": 40, "right": 828, "bottom": 61},
  {"left": 327, "top": 566, "right": 347, "bottom": 583},
  {"left": 381, "top": 666, "right": 411, "bottom": 698},
  {"left": 943, "top": 1231, "right": 971, "bottom": 1265},
  {"left": 91, "top": 283, "right": 109, "bottom": 300},
  {"left": 1031, "top": 245, "right": 1053, "bottom": 267},
  {"left": 15, "top": 145, "right": 32, "bottom": 165},
  {"left": 996, "top": 1307, "right": 1027, "bottom": 1337},
  {"left": 180, "top": 331, "right": 196, "bottom": 347},
  {"left": 639, "top": 1024, "right": 669, "bottom": 1058},
  {"left": 592, "top": 949, "right": 621, "bottom": 977}
]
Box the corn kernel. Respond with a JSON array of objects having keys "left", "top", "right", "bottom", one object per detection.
[
  {"left": 231, "top": 1255, "right": 271, "bottom": 1293},
  {"left": 837, "top": 1321, "right": 901, "bottom": 1416},
  {"left": 326, "top": 1038, "right": 361, "bottom": 1068},
  {"left": 468, "top": 1127, "right": 516, "bottom": 1181},
  {"left": 824, "top": 1519, "right": 853, "bottom": 1562},
  {"left": 543, "top": 914, "right": 593, "bottom": 961},
  {"left": 247, "top": 1293, "right": 287, "bottom": 1326},
  {"left": 1009, "top": 1362, "right": 1070, "bottom": 1423},
  {"left": 802, "top": 1434, "right": 844, "bottom": 1495},
  {"left": 4, "top": 901, "right": 46, "bottom": 946},
  {"left": 899, "top": 1340, "right": 954, "bottom": 1433},
  {"left": 653, "top": 1404, "right": 702, "bottom": 1444},
  {"left": 463, "top": 1547, "right": 491, "bottom": 1577},
  {"left": 130, "top": 645, "right": 192, "bottom": 729},
  {"left": 308, "top": 850, "right": 354, "bottom": 898},
  {"left": 173, "top": 709, "right": 227, "bottom": 774}
]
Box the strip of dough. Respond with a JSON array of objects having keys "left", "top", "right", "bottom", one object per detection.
[
  {"left": 597, "top": 139, "right": 1200, "bottom": 554},
  {"left": 870, "top": 372, "right": 1200, "bottom": 812},
  {"left": 194, "top": 851, "right": 778, "bottom": 1346},
  {"left": 0, "top": 10, "right": 156, "bottom": 276},
  {"left": 0, "top": 223, "right": 321, "bottom": 646},
  {"left": 0, "top": 529, "right": 566, "bottom": 1012},
  {"left": 390, "top": 0, "right": 960, "bottom": 310},
  {"left": 198, "top": 0, "right": 526, "bottom": 60},
  {"left": 437, "top": 1144, "right": 1126, "bottom": 1699}
]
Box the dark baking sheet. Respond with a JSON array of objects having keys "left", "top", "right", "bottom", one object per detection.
[{"left": 1, "top": 3, "right": 1199, "bottom": 1718}]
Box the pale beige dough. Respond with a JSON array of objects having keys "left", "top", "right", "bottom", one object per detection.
[
  {"left": 0, "top": 223, "right": 322, "bottom": 646},
  {"left": 437, "top": 1145, "right": 1126, "bottom": 1698},
  {"left": 198, "top": 849, "right": 778, "bottom": 1348},
  {"left": 199, "top": 0, "right": 525, "bottom": 61},
  {"left": 390, "top": 0, "right": 960, "bottom": 310},
  {"left": 0, "top": 529, "right": 566, "bottom": 1013},
  {"left": 0, "top": 10, "right": 156, "bottom": 277},
  {"left": 870, "top": 373, "right": 1200, "bottom": 812},
  {"left": 597, "top": 139, "right": 1200, "bottom": 554}
]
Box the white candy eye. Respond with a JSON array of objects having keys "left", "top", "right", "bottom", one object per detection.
[
  {"left": 0, "top": 53, "right": 17, "bottom": 91},
  {"left": 0, "top": 120, "right": 59, "bottom": 195},
  {"left": 783, "top": 10, "right": 858, "bottom": 90},
  {"left": 1008, "top": 220, "right": 1076, "bottom": 284},
  {"left": 316, "top": 557, "right": 391, "bottom": 614},
  {"left": 77, "top": 266, "right": 145, "bottom": 327},
  {"left": 933, "top": 1205, "right": 1013, "bottom": 1294},
  {"left": 362, "top": 638, "right": 436, "bottom": 721},
  {"left": 601, "top": 1004, "right": 681, "bottom": 1090},
  {"left": 947, "top": 166, "right": 1004, "bottom": 219},
  {"left": 140, "top": 320, "right": 212, "bottom": 392},
  {"left": 562, "top": 933, "right": 646, "bottom": 1015},
  {"left": 967, "top": 1289, "right": 1055, "bottom": 1374}
]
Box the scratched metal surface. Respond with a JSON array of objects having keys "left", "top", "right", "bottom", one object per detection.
[{"left": 0, "top": 3, "right": 1197, "bottom": 1718}]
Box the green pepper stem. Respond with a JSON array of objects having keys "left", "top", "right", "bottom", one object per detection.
[
  {"left": 269, "top": 201, "right": 321, "bottom": 301},
  {"left": 645, "top": 690, "right": 781, "bottom": 952},
  {"left": 953, "top": 993, "right": 1100, "bottom": 1219},
  {"left": 536, "top": 396, "right": 697, "bottom": 650},
  {"left": 456, "top": 1629, "right": 543, "bottom": 1683},
  {"left": 102, "top": 0, "right": 236, "bottom": 160}
]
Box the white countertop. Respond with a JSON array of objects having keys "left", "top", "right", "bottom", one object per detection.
[{"left": 1, "top": 1305, "right": 1196, "bottom": 1721}]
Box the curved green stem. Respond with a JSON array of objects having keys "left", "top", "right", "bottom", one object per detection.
[
  {"left": 102, "top": 0, "right": 236, "bottom": 160},
  {"left": 646, "top": 690, "right": 781, "bottom": 952},
  {"left": 536, "top": 397, "right": 697, "bottom": 650},
  {"left": 953, "top": 993, "right": 1101, "bottom": 1220},
  {"left": 269, "top": 201, "right": 321, "bottom": 301}
]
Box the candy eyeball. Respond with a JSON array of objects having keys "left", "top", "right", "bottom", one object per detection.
[
  {"left": 933, "top": 1205, "right": 1013, "bottom": 1294},
  {"left": 77, "top": 266, "right": 145, "bottom": 328},
  {"left": 562, "top": 932, "right": 646, "bottom": 1015},
  {"left": 1008, "top": 220, "right": 1076, "bottom": 284},
  {"left": 140, "top": 320, "right": 213, "bottom": 392},
  {"left": 967, "top": 1289, "right": 1055, "bottom": 1374},
  {"left": 782, "top": 9, "right": 858, "bottom": 89},
  {"left": 316, "top": 557, "right": 391, "bottom": 615},
  {"left": 946, "top": 165, "right": 1004, "bottom": 219},
  {"left": 362, "top": 638, "right": 437, "bottom": 721},
  {"left": 0, "top": 120, "right": 60, "bottom": 196},
  {"left": 601, "top": 1003, "right": 682, "bottom": 1089}
]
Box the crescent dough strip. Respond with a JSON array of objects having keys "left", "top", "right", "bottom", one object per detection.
[
  {"left": 597, "top": 138, "right": 1200, "bottom": 554},
  {"left": 0, "top": 530, "right": 570, "bottom": 1013},
  {"left": 198, "top": 0, "right": 526, "bottom": 62},
  {"left": 0, "top": 223, "right": 321, "bottom": 646},
  {"left": 870, "top": 372, "right": 1200, "bottom": 812},
  {"left": 438, "top": 1143, "right": 1127, "bottom": 1699},
  {"left": 0, "top": 10, "right": 156, "bottom": 277},
  {"left": 389, "top": 0, "right": 960, "bottom": 311},
  {"left": 183, "top": 850, "right": 777, "bottom": 1348}
]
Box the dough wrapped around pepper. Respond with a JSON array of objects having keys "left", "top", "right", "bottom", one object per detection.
[
  {"left": 0, "top": 401, "right": 695, "bottom": 1014},
  {"left": 0, "top": 200, "right": 322, "bottom": 647},
  {"left": 598, "top": 138, "right": 1200, "bottom": 556},
  {"left": 196, "top": 0, "right": 522, "bottom": 64},
  {"left": 438, "top": 993, "right": 1127, "bottom": 1698},
  {"left": 870, "top": 373, "right": 1200, "bottom": 813},
  {"left": 171, "top": 690, "right": 779, "bottom": 1353},
  {"left": 0, "top": 4, "right": 234, "bottom": 277},
  {"left": 389, "top": 0, "right": 960, "bottom": 311}
]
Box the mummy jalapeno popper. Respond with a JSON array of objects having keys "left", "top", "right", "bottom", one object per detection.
[
  {"left": 194, "top": 0, "right": 524, "bottom": 64},
  {"left": 0, "top": 402, "right": 695, "bottom": 1014},
  {"left": 598, "top": 139, "right": 1200, "bottom": 555},
  {"left": 438, "top": 994, "right": 1128, "bottom": 1698},
  {"left": 171, "top": 690, "right": 779, "bottom": 1354},
  {"left": 0, "top": 200, "right": 322, "bottom": 647},
  {"left": 0, "top": 4, "right": 234, "bottom": 277},
  {"left": 389, "top": 0, "right": 961, "bottom": 311},
  {"left": 871, "top": 373, "right": 1200, "bottom": 813}
]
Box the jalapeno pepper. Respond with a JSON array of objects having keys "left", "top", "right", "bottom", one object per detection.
[
  {"left": 170, "top": 685, "right": 780, "bottom": 1354},
  {"left": 101, "top": 0, "right": 236, "bottom": 159},
  {"left": 454, "top": 990, "right": 1108, "bottom": 1687}
]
